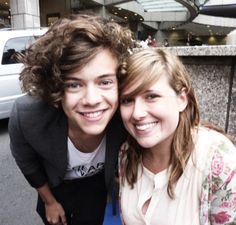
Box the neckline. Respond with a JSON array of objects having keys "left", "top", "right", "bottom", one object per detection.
[
  {"left": 142, "top": 165, "right": 169, "bottom": 189},
  {"left": 68, "top": 135, "right": 106, "bottom": 154}
]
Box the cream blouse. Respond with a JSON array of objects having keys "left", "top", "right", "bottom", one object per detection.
[{"left": 119, "top": 127, "right": 236, "bottom": 225}]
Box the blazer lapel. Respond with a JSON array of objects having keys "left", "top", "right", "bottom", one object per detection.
[
  {"left": 105, "top": 114, "right": 127, "bottom": 189},
  {"left": 48, "top": 110, "right": 68, "bottom": 176}
]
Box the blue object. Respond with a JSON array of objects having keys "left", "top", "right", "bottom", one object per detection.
[{"left": 103, "top": 202, "right": 122, "bottom": 225}]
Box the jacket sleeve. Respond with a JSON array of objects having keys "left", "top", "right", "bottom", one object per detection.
[{"left": 8, "top": 100, "right": 47, "bottom": 188}]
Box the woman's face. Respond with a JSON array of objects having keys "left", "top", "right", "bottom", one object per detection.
[
  {"left": 120, "top": 73, "right": 187, "bottom": 150},
  {"left": 61, "top": 49, "right": 118, "bottom": 138}
]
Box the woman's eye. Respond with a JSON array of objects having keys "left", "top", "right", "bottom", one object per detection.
[
  {"left": 120, "top": 98, "right": 133, "bottom": 105},
  {"left": 100, "top": 80, "right": 113, "bottom": 86},
  {"left": 146, "top": 94, "right": 160, "bottom": 100}
]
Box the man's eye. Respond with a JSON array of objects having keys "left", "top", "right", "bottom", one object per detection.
[
  {"left": 64, "top": 83, "right": 81, "bottom": 92},
  {"left": 65, "top": 83, "right": 78, "bottom": 88}
]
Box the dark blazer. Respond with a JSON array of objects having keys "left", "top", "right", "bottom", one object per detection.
[{"left": 9, "top": 95, "right": 126, "bottom": 192}]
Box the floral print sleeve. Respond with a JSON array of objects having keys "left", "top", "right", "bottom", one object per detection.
[{"left": 200, "top": 136, "right": 236, "bottom": 225}]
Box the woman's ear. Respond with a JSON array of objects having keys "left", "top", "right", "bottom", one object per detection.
[{"left": 177, "top": 88, "right": 188, "bottom": 112}]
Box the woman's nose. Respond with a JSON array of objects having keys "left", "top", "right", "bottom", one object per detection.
[{"left": 132, "top": 99, "right": 147, "bottom": 120}]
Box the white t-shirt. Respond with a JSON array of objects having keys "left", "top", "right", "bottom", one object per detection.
[{"left": 64, "top": 135, "right": 106, "bottom": 180}]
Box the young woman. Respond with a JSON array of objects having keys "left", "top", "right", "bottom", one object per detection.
[
  {"left": 9, "top": 15, "right": 132, "bottom": 225},
  {"left": 118, "top": 48, "right": 236, "bottom": 225}
]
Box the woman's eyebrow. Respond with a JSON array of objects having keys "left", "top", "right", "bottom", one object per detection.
[{"left": 98, "top": 74, "right": 117, "bottom": 78}]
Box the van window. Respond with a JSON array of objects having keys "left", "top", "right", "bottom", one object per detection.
[{"left": 2, "top": 36, "right": 37, "bottom": 65}]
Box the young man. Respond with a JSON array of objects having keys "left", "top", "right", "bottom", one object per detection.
[{"left": 9, "top": 15, "right": 132, "bottom": 225}]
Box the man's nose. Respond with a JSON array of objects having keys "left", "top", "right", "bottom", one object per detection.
[{"left": 81, "top": 85, "right": 102, "bottom": 106}]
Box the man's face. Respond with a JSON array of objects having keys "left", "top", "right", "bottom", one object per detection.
[{"left": 61, "top": 49, "right": 119, "bottom": 138}]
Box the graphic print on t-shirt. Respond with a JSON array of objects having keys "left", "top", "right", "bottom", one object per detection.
[
  {"left": 64, "top": 136, "right": 106, "bottom": 180},
  {"left": 72, "top": 162, "right": 104, "bottom": 177}
]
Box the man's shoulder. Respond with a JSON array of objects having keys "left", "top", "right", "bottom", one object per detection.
[
  {"left": 15, "top": 95, "right": 47, "bottom": 110},
  {"left": 13, "top": 95, "right": 64, "bottom": 122}
]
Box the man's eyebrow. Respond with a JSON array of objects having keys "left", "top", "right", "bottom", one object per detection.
[
  {"left": 64, "top": 74, "right": 117, "bottom": 81},
  {"left": 63, "top": 77, "right": 80, "bottom": 81}
]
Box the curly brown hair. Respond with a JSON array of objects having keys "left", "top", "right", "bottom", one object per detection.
[{"left": 19, "top": 14, "right": 133, "bottom": 107}]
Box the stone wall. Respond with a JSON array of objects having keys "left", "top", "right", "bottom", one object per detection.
[
  {"left": 162, "top": 46, "right": 236, "bottom": 144},
  {"left": 183, "top": 57, "right": 235, "bottom": 140}
]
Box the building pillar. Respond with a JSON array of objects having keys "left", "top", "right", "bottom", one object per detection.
[
  {"left": 10, "top": 0, "right": 40, "bottom": 29},
  {"left": 96, "top": 5, "right": 109, "bottom": 19}
]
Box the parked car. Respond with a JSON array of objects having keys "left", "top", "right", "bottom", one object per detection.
[{"left": 0, "top": 28, "right": 47, "bottom": 119}]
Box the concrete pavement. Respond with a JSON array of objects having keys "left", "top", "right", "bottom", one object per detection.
[{"left": 0, "top": 119, "right": 43, "bottom": 225}]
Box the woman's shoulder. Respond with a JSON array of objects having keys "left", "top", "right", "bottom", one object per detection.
[
  {"left": 193, "top": 126, "right": 236, "bottom": 172},
  {"left": 198, "top": 128, "right": 236, "bottom": 224},
  {"left": 195, "top": 126, "right": 235, "bottom": 152}
]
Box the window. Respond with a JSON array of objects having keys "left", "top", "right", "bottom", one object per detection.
[{"left": 2, "top": 36, "right": 37, "bottom": 65}]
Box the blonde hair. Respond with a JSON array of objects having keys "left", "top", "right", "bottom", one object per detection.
[{"left": 118, "top": 49, "right": 200, "bottom": 198}]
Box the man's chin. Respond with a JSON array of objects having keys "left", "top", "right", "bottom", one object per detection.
[{"left": 82, "top": 126, "right": 107, "bottom": 136}]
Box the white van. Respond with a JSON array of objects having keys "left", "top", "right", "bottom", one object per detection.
[{"left": 0, "top": 28, "right": 47, "bottom": 119}]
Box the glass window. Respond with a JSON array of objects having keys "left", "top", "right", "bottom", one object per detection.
[{"left": 2, "top": 36, "right": 38, "bottom": 65}]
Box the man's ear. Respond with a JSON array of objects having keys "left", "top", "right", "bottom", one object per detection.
[{"left": 177, "top": 88, "right": 188, "bottom": 112}]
